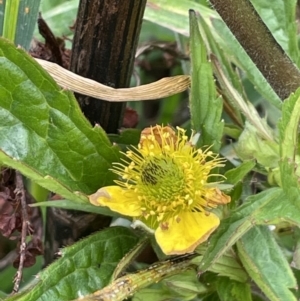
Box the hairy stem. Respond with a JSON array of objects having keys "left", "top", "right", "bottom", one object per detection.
[{"left": 210, "top": 0, "right": 300, "bottom": 100}]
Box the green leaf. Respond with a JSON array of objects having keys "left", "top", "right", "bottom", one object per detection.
[
  {"left": 237, "top": 226, "right": 297, "bottom": 301},
  {"left": 144, "top": 0, "right": 217, "bottom": 37},
  {"left": 202, "top": 292, "right": 220, "bottom": 301},
  {"left": 2, "top": 0, "right": 20, "bottom": 42},
  {"left": 162, "top": 269, "right": 207, "bottom": 299},
  {"left": 144, "top": 0, "right": 282, "bottom": 109},
  {"left": 216, "top": 277, "right": 252, "bottom": 301},
  {"left": 189, "top": 10, "right": 223, "bottom": 152},
  {"left": 15, "top": 0, "right": 42, "bottom": 50},
  {"left": 236, "top": 122, "right": 279, "bottom": 169},
  {"left": 133, "top": 269, "right": 209, "bottom": 301},
  {"left": 225, "top": 160, "right": 256, "bottom": 185},
  {"left": 133, "top": 270, "right": 206, "bottom": 301},
  {"left": 0, "top": 0, "right": 41, "bottom": 49},
  {"left": 253, "top": 191, "right": 300, "bottom": 227},
  {"left": 0, "top": 1, "right": 4, "bottom": 35},
  {"left": 291, "top": 229, "right": 300, "bottom": 270},
  {"left": 212, "top": 18, "right": 282, "bottom": 109},
  {"left": 206, "top": 187, "right": 300, "bottom": 265},
  {"left": 112, "top": 236, "right": 149, "bottom": 280},
  {"left": 199, "top": 216, "right": 253, "bottom": 272},
  {"left": 196, "top": 10, "right": 244, "bottom": 125},
  {"left": 0, "top": 291, "right": 7, "bottom": 299},
  {"left": 133, "top": 288, "right": 176, "bottom": 301},
  {"left": 5, "top": 227, "right": 139, "bottom": 301},
  {"left": 207, "top": 250, "right": 248, "bottom": 283},
  {"left": 278, "top": 159, "right": 300, "bottom": 210},
  {"left": 0, "top": 38, "right": 120, "bottom": 202},
  {"left": 108, "top": 128, "right": 141, "bottom": 152},
  {"left": 278, "top": 88, "right": 300, "bottom": 203},
  {"left": 278, "top": 87, "right": 300, "bottom": 160},
  {"left": 199, "top": 188, "right": 282, "bottom": 271},
  {"left": 212, "top": 52, "right": 275, "bottom": 140},
  {"left": 30, "top": 199, "right": 119, "bottom": 217}
]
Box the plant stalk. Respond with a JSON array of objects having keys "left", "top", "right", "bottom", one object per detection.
[
  {"left": 210, "top": 0, "right": 300, "bottom": 100},
  {"left": 70, "top": 0, "right": 146, "bottom": 133},
  {"left": 2, "top": 0, "right": 20, "bottom": 42}
]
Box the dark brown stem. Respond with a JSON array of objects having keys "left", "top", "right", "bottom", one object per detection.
[
  {"left": 37, "top": 13, "right": 62, "bottom": 66},
  {"left": 70, "top": 0, "right": 146, "bottom": 133},
  {"left": 44, "top": 0, "right": 146, "bottom": 266},
  {"left": 210, "top": 0, "right": 300, "bottom": 100},
  {"left": 13, "top": 172, "right": 29, "bottom": 293}
]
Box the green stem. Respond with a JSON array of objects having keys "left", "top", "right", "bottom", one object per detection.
[
  {"left": 210, "top": 0, "right": 300, "bottom": 100},
  {"left": 2, "top": 0, "right": 20, "bottom": 42},
  {"left": 75, "top": 254, "right": 196, "bottom": 301}
]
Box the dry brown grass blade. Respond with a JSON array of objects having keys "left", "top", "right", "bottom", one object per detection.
[{"left": 35, "top": 59, "right": 190, "bottom": 102}]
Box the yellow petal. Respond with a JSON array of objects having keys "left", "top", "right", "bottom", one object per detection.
[
  {"left": 155, "top": 211, "right": 220, "bottom": 255},
  {"left": 89, "top": 186, "right": 141, "bottom": 217}
]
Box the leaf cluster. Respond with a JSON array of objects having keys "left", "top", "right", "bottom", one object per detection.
[{"left": 1, "top": 1, "right": 300, "bottom": 301}]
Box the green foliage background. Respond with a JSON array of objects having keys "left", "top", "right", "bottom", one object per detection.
[{"left": 1, "top": 0, "right": 300, "bottom": 301}]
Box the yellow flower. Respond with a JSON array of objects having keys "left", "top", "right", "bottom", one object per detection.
[{"left": 89, "top": 125, "right": 230, "bottom": 255}]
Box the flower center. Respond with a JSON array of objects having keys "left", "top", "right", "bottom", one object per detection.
[
  {"left": 140, "top": 156, "right": 184, "bottom": 199},
  {"left": 135, "top": 154, "right": 197, "bottom": 226}
]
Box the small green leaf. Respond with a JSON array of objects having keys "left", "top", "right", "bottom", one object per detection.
[
  {"left": 0, "top": 38, "right": 120, "bottom": 201},
  {"left": 112, "top": 236, "right": 149, "bottom": 280},
  {"left": 6, "top": 227, "right": 139, "bottom": 301},
  {"left": 189, "top": 10, "right": 223, "bottom": 152},
  {"left": 15, "top": 0, "right": 42, "bottom": 50},
  {"left": 194, "top": 248, "right": 248, "bottom": 283},
  {"left": 212, "top": 18, "right": 282, "bottom": 109},
  {"left": 223, "top": 125, "right": 242, "bottom": 140},
  {"left": 278, "top": 159, "right": 300, "bottom": 209},
  {"left": 278, "top": 88, "right": 300, "bottom": 203},
  {"left": 133, "top": 269, "right": 209, "bottom": 301},
  {"left": 199, "top": 188, "right": 282, "bottom": 271},
  {"left": 0, "top": 291, "right": 7, "bottom": 299},
  {"left": 2, "top": 0, "right": 20, "bottom": 42},
  {"left": 198, "top": 217, "right": 253, "bottom": 272},
  {"left": 237, "top": 226, "right": 297, "bottom": 301},
  {"left": 253, "top": 186, "right": 300, "bottom": 226},
  {"left": 143, "top": 0, "right": 217, "bottom": 37},
  {"left": 162, "top": 269, "right": 207, "bottom": 298},
  {"left": 197, "top": 11, "right": 244, "bottom": 126},
  {"left": 0, "top": 1, "right": 4, "bottom": 35},
  {"left": 291, "top": 229, "right": 300, "bottom": 270},
  {"left": 144, "top": 0, "right": 283, "bottom": 109},
  {"left": 30, "top": 199, "right": 119, "bottom": 216},
  {"left": 236, "top": 122, "right": 279, "bottom": 169},
  {"left": 0, "top": 0, "right": 41, "bottom": 49},
  {"left": 207, "top": 250, "right": 248, "bottom": 283},
  {"left": 216, "top": 277, "right": 252, "bottom": 301},
  {"left": 108, "top": 128, "right": 141, "bottom": 151},
  {"left": 278, "top": 88, "right": 300, "bottom": 160},
  {"left": 225, "top": 160, "right": 256, "bottom": 185},
  {"left": 133, "top": 288, "right": 176, "bottom": 301}
]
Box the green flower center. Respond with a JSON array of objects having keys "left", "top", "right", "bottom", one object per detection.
[
  {"left": 140, "top": 156, "right": 185, "bottom": 201},
  {"left": 132, "top": 153, "right": 202, "bottom": 228}
]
